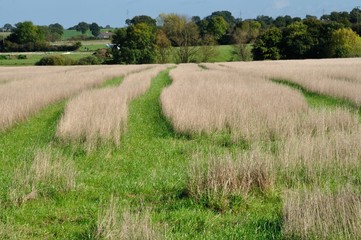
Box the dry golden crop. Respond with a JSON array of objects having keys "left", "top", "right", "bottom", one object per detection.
[
  {"left": 56, "top": 65, "right": 169, "bottom": 148},
  {"left": 0, "top": 65, "right": 149, "bottom": 130}
]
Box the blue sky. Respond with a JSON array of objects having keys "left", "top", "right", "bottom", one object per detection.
[{"left": 0, "top": 0, "right": 358, "bottom": 28}]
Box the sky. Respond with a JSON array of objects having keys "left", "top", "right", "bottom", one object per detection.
[{"left": 0, "top": 0, "right": 359, "bottom": 28}]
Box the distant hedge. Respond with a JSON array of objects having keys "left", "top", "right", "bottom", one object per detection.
[
  {"left": 1, "top": 41, "right": 81, "bottom": 52},
  {"left": 36, "top": 55, "right": 75, "bottom": 66}
]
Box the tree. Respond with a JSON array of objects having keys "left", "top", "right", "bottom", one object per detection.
[
  {"left": 155, "top": 29, "right": 172, "bottom": 63},
  {"left": 160, "top": 14, "right": 200, "bottom": 63},
  {"left": 331, "top": 28, "right": 361, "bottom": 57},
  {"left": 281, "top": 21, "right": 313, "bottom": 59},
  {"left": 126, "top": 15, "right": 157, "bottom": 30},
  {"left": 207, "top": 16, "right": 228, "bottom": 40},
  {"left": 7, "top": 21, "right": 44, "bottom": 44},
  {"left": 199, "top": 34, "right": 218, "bottom": 62},
  {"left": 252, "top": 27, "right": 282, "bottom": 60},
  {"left": 89, "top": 22, "right": 101, "bottom": 37},
  {"left": 207, "top": 11, "right": 236, "bottom": 30},
  {"left": 112, "top": 23, "right": 156, "bottom": 64},
  {"left": 3, "top": 23, "right": 13, "bottom": 32},
  {"left": 233, "top": 21, "right": 260, "bottom": 61},
  {"left": 75, "top": 22, "right": 89, "bottom": 34}
]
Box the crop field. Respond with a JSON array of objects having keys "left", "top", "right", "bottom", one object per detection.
[{"left": 0, "top": 59, "right": 361, "bottom": 239}]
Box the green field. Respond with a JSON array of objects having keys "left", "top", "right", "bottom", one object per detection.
[{"left": 0, "top": 53, "right": 92, "bottom": 66}]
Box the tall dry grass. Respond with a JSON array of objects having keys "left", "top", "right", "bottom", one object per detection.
[
  {"left": 188, "top": 149, "right": 273, "bottom": 210},
  {"left": 283, "top": 187, "right": 361, "bottom": 239},
  {"left": 219, "top": 58, "right": 361, "bottom": 106},
  {"left": 9, "top": 148, "right": 76, "bottom": 205},
  {"left": 161, "top": 64, "right": 308, "bottom": 142},
  {"left": 96, "top": 195, "right": 162, "bottom": 240},
  {"left": 0, "top": 65, "right": 149, "bottom": 131},
  {"left": 57, "top": 65, "right": 169, "bottom": 148}
]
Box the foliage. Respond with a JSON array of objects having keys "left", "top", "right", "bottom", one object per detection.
[
  {"left": 252, "top": 27, "right": 282, "bottom": 60},
  {"left": 206, "top": 16, "right": 228, "bottom": 41},
  {"left": 36, "top": 55, "right": 74, "bottom": 66},
  {"left": 112, "top": 23, "right": 156, "bottom": 64},
  {"left": 75, "top": 21, "right": 89, "bottom": 34},
  {"left": 77, "top": 55, "right": 101, "bottom": 65},
  {"left": 155, "top": 29, "right": 172, "bottom": 63},
  {"left": 199, "top": 34, "right": 218, "bottom": 62},
  {"left": 126, "top": 15, "right": 157, "bottom": 30},
  {"left": 89, "top": 22, "right": 101, "bottom": 37},
  {"left": 161, "top": 14, "right": 200, "bottom": 63},
  {"left": 331, "top": 28, "right": 361, "bottom": 57},
  {"left": 7, "top": 21, "right": 44, "bottom": 44},
  {"left": 280, "top": 21, "right": 313, "bottom": 59}
]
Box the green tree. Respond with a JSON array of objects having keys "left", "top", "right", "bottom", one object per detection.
[
  {"left": 252, "top": 27, "right": 282, "bottom": 60},
  {"left": 112, "top": 23, "right": 156, "bottom": 64},
  {"left": 331, "top": 28, "right": 361, "bottom": 57},
  {"left": 207, "top": 16, "right": 228, "bottom": 40},
  {"left": 75, "top": 22, "right": 89, "bottom": 34},
  {"left": 126, "top": 15, "right": 157, "bottom": 30},
  {"left": 89, "top": 22, "right": 101, "bottom": 37},
  {"left": 155, "top": 29, "right": 172, "bottom": 63},
  {"left": 7, "top": 21, "right": 44, "bottom": 44},
  {"left": 281, "top": 21, "right": 313, "bottom": 59},
  {"left": 160, "top": 14, "right": 200, "bottom": 63}
]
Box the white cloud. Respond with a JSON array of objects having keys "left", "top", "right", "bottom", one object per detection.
[{"left": 273, "top": 0, "right": 290, "bottom": 10}]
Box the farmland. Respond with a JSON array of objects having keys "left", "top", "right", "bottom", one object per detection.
[{"left": 0, "top": 59, "right": 361, "bottom": 239}]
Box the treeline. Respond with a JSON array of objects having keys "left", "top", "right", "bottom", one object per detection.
[
  {"left": 1, "top": 8, "right": 361, "bottom": 61},
  {"left": 0, "top": 22, "right": 81, "bottom": 52},
  {"left": 111, "top": 8, "right": 361, "bottom": 64}
]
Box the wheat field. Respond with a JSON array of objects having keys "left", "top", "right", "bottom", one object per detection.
[
  {"left": 0, "top": 65, "right": 150, "bottom": 131},
  {"left": 1, "top": 59, "right": 361, "bottom": 239}
]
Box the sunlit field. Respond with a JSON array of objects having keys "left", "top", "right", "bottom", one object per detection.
[{"left": 1, "top": 59, "right": 361, "bottom": 239}]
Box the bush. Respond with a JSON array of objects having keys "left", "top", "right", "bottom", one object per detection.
[
  {"left": 17, "top": 54, "right": 27, "bottom": 59},
  {"left": 36, "top": 55, "right": 74, "bottom": 66},
  {"left": 0, "top": 55, "right": 8, "bottom": 60},
  {"left": 77, "top": 55, "right": 101, "bottom": 65}
]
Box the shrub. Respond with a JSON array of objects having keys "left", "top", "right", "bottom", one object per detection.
[
  {"left": 77, "top": 55, "right": 101, "bottom": 65},
  {"left": 36, "top": 55, "right": 74, "bottom": 66},
  {"left": 0, "top": 55, "right": 8, "bottom": 60},
  {"left": 17, "top": 54, "right": 27, "bottom": 59}
]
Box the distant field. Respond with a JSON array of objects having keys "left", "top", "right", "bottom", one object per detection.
[
  {"left": 0, "top": 44, "right": 239, "bottom": 65},
  {"left": 0, "top": 53, "right": 92, "bottom": 66}
]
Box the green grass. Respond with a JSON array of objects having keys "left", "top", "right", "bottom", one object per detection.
[
  {"left": 272, "top": 79, "right": 360, "bottom": 118},
  {"left": 0, "top": 53, "right": 92, "bottom": 66},
  {"left": 0, "top": 70, "right": 283, "bottom": 239},
  {"left": 210, "top": 45, "right": 240, "bottom": 62}
]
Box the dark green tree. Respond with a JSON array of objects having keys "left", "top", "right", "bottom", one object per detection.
[
  {"left": 126, "top": 15, "right": 156, "bottom": 30},
  {"left": 252, "top": 27, "right": 282, "bottom": 60},
  {"left": 89, "top": 22, "right": 101, "bottom": 37},
  {"left": 206, "top": 16, "right": 228, "bottom": 40},
  {"left": 75, "top": 22, "right": 89, "bottom": 34},
  {"left": 112, "top": 23, "right": 156, "bottom": 64},
  {"left": 280, "top": 21, "right": 313, "bottom": 59}
]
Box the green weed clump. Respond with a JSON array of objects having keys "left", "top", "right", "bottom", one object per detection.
[{"left": 9, "top": 148, "right": 76, "bottom": 205}]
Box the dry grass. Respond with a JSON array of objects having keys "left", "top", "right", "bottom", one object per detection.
[
  {"left": 9, "top": 147, "right": 76, "bottom": 205},
  {"left": 218, "top": 58, "right": 361, "bottom": 106},
  {"left": 161, "top": 64, "right": 308, "bottom": 142},
  {"left": 96, "top": 195, "right": 162, "bottom": 240},
  {"left": 283, "top": 187, "right": 361, "bottom": 239},
  {"left": 57, "top": 65, "right": 170, "bottom": 148},
  {"left": 188, "top": 149, "right": 273, "bottom": 210},
  {"left": 0, "top": 65, "right": 150, "bottom": 131}
]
